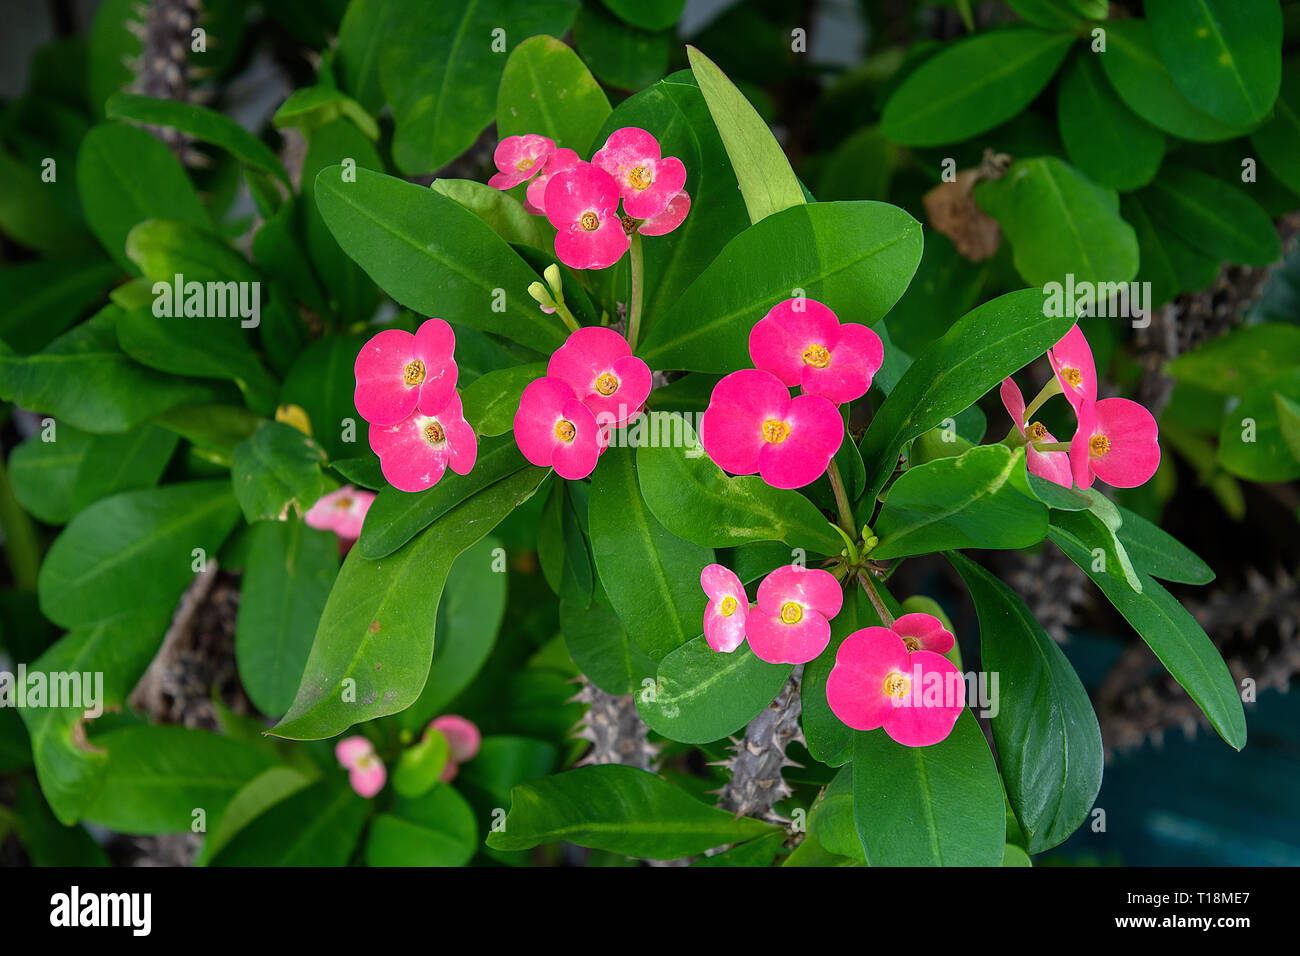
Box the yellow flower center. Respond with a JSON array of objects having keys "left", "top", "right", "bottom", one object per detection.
[
  {"left": 555, "top": 419, "right": 576, "bottom": 442},
  {"left": 1026, "top": 421, "right": 1048, "bottom": 442},
  {"left": 763, "top": 419, "right": 791, "bottom": 443},
  {"left": 780, "top": 601, "right": 803, "bottom": 624},
  {"left": 719, "top": 596, "right": 738, "bottom": 617},
  {"left": 580, "top": 211, "right": 600, "bottom": 231},
  {"left": 517, "top": 157, "right": 535, "bottom": 172},
  {"left": 1089, "top": 434, "right": 1110, "bottom": 457},
  {"left": 403, "top": 359, "right": 426, "bottom": 386},
  {"left": 334, "top": 496, "right": 354, "bottom": 510},
  {"left": 902, "top": 635, "right": 920, "bottom": 652},
  {"left": 1061, "top": 367, "right": 1084, "bottom": 389},
  {"left": 355, "top": 752, "right": 376, "bottom": 770},
  {"left": 628, "top": 165, "right": 652, "bottom": 190},
  {"left": 883, "top": 672, "right": 910, "bottom": 699},
  {"left": 423, "top": 422, "right": 445, "bottom": 445},
  {"left": 802, "top": 344, "right": 831, "bottom": 368},
  {"left": 595, "top": 372, "right": 619, "bottom": 396}
]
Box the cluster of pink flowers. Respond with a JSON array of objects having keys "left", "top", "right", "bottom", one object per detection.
[
  {"left": 334, "top": 715, "right": 480, "bottom": 798},
  {"left": 701, "top": 563, "right": 842, "bottom": 664},
  {"left": 488, "top": 128, "right": 690, "bottom": 271},
  {"left": 1001, "top": 326, "right": 1160, "bottom": 490},
  {"left": 700, "top": 298, "right": 883, "bottom": 489},
  {"left": 353, "top": 319, "right": 478, "bottom": 493},
  {"left": 514, "top": 326, "right": 651, "bottom": 479}
]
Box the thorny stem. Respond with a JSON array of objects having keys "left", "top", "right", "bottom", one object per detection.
[
  {"left": 626, "top": 233, "right": 646, "bottom": 350},
  {"left": 1022, "top": 376, "right": 1062, "bottom": 421},
  {"left": 857, "top": 570, "right": 895, "bottom": 628},
  {"left": 826, "top": 459, "right": 856, "bottom": 535}
]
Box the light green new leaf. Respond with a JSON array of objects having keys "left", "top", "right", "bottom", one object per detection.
[
  {"left": 497, "top": 35, "right": 611, "bottom": 151},
  {"left": 230, "top": 421, "right": 334, "bottom": 523}
]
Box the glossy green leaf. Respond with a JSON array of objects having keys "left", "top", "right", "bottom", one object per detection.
[
  {"left": 1166, "top": 323, "right": 1300, "bottom": 396},
  {"left": 573, "top": 4, "right": 671, "bottom": 91},
  {"left": 0, "top": 256, "right": 122, "bottom": 355},
  {"left": 1057, "top": 53, "right": 1164, "bottom": 190},
  {"left": 270, "top": 465, "right": 549, "bottom": 740},
  {"left": 639, "top": 201, "right": 921, "bottom": 374},
  {"left": 230, "top": 421, "right": 334, "bottom": 523},
  {"left": 600, "top": 0, "right": 684, "bottom": 32},
  {"left": 686, "top": 46, "right": 803, "bottom": 224},
  {"left": 365, "top": 784, "right": 478, "bottom": 866},
  {"left": 462, "top": 363, "right": 547, "bottom": 437},
  {"left": 278, "top": 336, "right": 366, "bottom": 460},
  {"left": 335, "top": 0, "right": 404, "bottom": 114},
  {"left": 497, "top": 35, "right": 611, "bottom": 151},
  {"left": 872, "top": 445, "right": 1048, "bottom": 559},
  {"left": 880, "top": 28, "right": 1073, "bottom": 146},
  {"left": 858, "top": 289, "right": 1077, "bottom": 506},
  {"left": 1217, "top": 368, "right": 1300, "bottom": 481},
  {"left": 315, "top": 167, "right": 567, "bottom": 352},
  {"left": 588, "top": 445, "right": 712, "bottom": 661},
  {"left": 1112, "top": 504, "right": 1214, "bottom": 585},
  {"left": 38, "top": 481, "right": 240, "bottom": 629},
  {"left": 1251, "top": 59, "right": 1300, "bottom": 195},
  {"left": 809, "top": 767, "right": 865, "bottom": 862},
  {"left": 487, "top": 764, "right": 776, "bottom": 858},
  {"left": 636, "top": 412, "right": 842, "bottom": 554},
  {"left": 431, "top": 180, "right": 552, "bottom": 249},
  {"left": 197, "top": 766, "right": 316, "bottom": 864},
  {"left": 636, "top": 635, "right": 792, "bottom": 744},
  {"left": 851, "top": 711, "right": 1006, "bottom": 866},
  {"left": 1140, "top": 165, "right": 1281, "bottom": 267},
  {"left": 949, "top": 551, "right": 1102, "bottom": 853},
  {"left": 209, "top": 780, "right": 369, "bottom": 866},
  {"left": 1048, "top": 516, "right": 1246, "bottom": 750},
  {"left": 560, "top": 587, "right": 656, "bottom": 695}
]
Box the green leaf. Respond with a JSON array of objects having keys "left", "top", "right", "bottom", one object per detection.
[
  {"left": 314, "top": 167, "right": 567, "bottom": 353},
  {"left": 1007, "top": 0, "right": 1087, "bottom": 30},
  {"left": 588, "top": 445, "right": 712, "bottom": 661},
  {"left": 573, "top": 4, "right": 671, "bottom": 91},
  {"left": 0, "top": 256, "right": 122, "bottom": 354},
  {"left": 1146, "top": 0, "right": 1281, "bottom": 127},
  {"left": 636, "top": 412, "right": 842, "bottom": 554},
  {"left": 486, "top": 764, "right": 776, "bottom": 858},
  {"left": 196, "top": 765, "right": 315, "bottom": 864},
  {"left": 1112, "top": 504, "right": 1214, "bottom": 585},
  {"left": 858, "top": 289, "right": 1077, "bottom": 506},
  {"left": 948, "top": 551, "right": 1103, "bottom": 853},
  {"left": 359, "top": 435, "right": 531, "bottom": 558},
  {"left": 880, "top": 28, "right": 1073, "bottom": 146},
  {"left": 431, "top": 180, "right": 552, "bottom": 249},
  {"left": 1100, "top": 20, "right": 1256, "bottom": 142},
  {"left": 1122, "top": 192, "right": 1218, "bottom": 306},
  {"left": 392, "top": 729, "right": 451, "bottom": 798},
  {"left": 1217, "top": 368, "right": 1300, "bottom": 481},
  {"left": 83, "top": 725, "right": 279, "bottom": 834},
  {"left": 686, "top": 46, "right": 803, "bottom": 224},
  {"left": 1057, "top": 52, "right": 1165, "bottom": 190},
  {"left": 381, "top": 0, "right": 579, "bottom": 174},
  {"left": 636, "top": 635, "right": 792, "bottom": 744},
  {"left": 1048, "top": 516, "right": 1246, "bottom": 750},
  {"left": 638, "top": 201, "right": 921, "bottom": 374},
  {"left": 365, "top": 784, "right": 478, "bottom": 866},
  {"left": 209, "top": 780, "right": 369, "bottom": 865},
  {"left": 808, "top": 767, "right": 865, "bottom": 862},
  {"left": 76, "top": 122, "right": 209, "bottom": 271},
  {"left": 335, "top": 0, "right": 405, "bottom": 114},
  {"left": 272, "top": 85, "right": 378, "bottom": 139},
  {"left": 1140, "top": 165, "right": 1281, "bottom": 267},
  {"left": 105, "top": 92, "right": 291, "bottom": 185},
  {"left": 599, "top": 0, "right": 684, "bottom": 32},
  {"left": 235, "top": 518, "right": 338, "bottom": 717},
  {"left": 851, "top": 711, "right": 1006, "bottom": 866},
  {"left": 1251, "top": 59, "right": 1300, "bottom": 195},
  {"left": 1026, "top": 471, "right": 1092, "bottom": 511},
  {"left": 38, "top": 481, "right": 240, "bottom": 629},
  {"left": 462, "top": 362, "right": 547, "bottom": 437},
  {"left": 270, "top": 465, "right": 549, "bottom": 740},
  {"left": 1166, "top": 323, "right": 1300, "bottom": 396},
  {"left": 872, "top": 445, "right": 1048, "bottom": 559},
  {"left": 1277, "top": 393, "right": 1300, "bottom": 465},
  {"left": 231, "top": 421, "right": 334, "bottom": 523},
  {"left": 560, "top": 587, "right": 656, "bottom": 695},
  {"left": 975, "top": 156, "right": 1138, "bottom": 288},
  {"left": 278, "top": 335, "right": 366, "bottom": 460},
  {"left": 497, "top": 35, "right": 611, "bottom": 151}
]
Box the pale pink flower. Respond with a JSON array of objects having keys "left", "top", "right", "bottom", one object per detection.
[
  {"left": 488, "top": 133, "right": 555, "bottom": 190},
  {"left": 335, "top": 735, "right": 386, "bottom": 798},
  {"left": 429, "top": 714, "right": 481, "bottom": 783},
  {"left": 368, "top": 391, "right": 478, "bottom": 493},
  {"left": 1048, "top": 325, "right": 1097, "bottom": 418},
  {"left": 547, "top": 326, "right": 651, "bottom": 430},
  {"left": 999, "top": 378, "right": 1073, "bottom": 488},
  {"left": 304, "top": 485, "right": 375, "bottom": 540},
  {"left": 700, "top": 564, "right": 749, "bottom": 653}
]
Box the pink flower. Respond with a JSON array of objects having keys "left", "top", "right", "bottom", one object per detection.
[
  {"left": 746, "top": 565, "right": 843, "bottom": 664},
  {"left": 544, "top": 162, "right": 630, "bottom": 270},
  {"left": 304, "top": 485, "right": 375, "bottom": 539},
  {"left": 354, "top": 319, "right": 457, "bottom": 426},
  {"left": 638, "top": 190, "right": 691, "bottom": 236},
  {"left": 524, "top": 146, "right": 580, "bottom": 215},
  {"left": 999, "top": 378, "right": 1073, "bottom": 488},
  {"left": 592, "top": 127, "right": 687, "bottom": 220},
  {"left": 699, "top": 369, "right": 843, "bottom": 490},
  {"left": 514, "top": 376, "right": 604, "bottom": 479},
  {"left": 368, "top": 391, "right": 478, "bottom": 493},
  {"left": 335, "top": 735, "right": 386, "bottom": 798},
  {"left": 891, "top": 612, "right": 955, "bottom": 654},
  {"left": 547, "top": 326, "right": 651, "bottom": 430},
  {"left": 1069, "top": 397, "right": 1160, "bottom": 490},
  {"left": 1048, "top": 325, "right": 1097, "bottom": 417},
  {"left": 700, "top": 564, "right": 749, "bottom": 653},
  {"left": 429, "top": 714, "right": 481, "bottom": 783},
  {"left": 826, "top": 626, "right": 964, "bottom": 747},
  {"left": 748, "top": 298, "right": 883, "bottom": 405},
  {"left": 488, "top": 133, "right": 555, "bottom": 190}
]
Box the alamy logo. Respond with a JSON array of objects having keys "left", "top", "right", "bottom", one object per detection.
[
  {"left": 0, "top": 664, "right": 103, "bottom": 718},
  {"left": 50, "top": 886, "right": 151, "bottom": 936},
  {"left": 1042, "top": 273, "right": 1151, "bottom": 328},
  {"left": 152, "top": 273, "right": 261, "bottom": 328}
]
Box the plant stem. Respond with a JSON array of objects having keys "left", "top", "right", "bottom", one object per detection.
[
  {"left": 1032, "top": 440, "right": 1071, "bottom": 453},
  {"left": 827, "top": 459, "right": 856, "bottom": 535},
  {"left": 1022, "top": 376, "right": 1062, "bottom": 421},
  {"left": 553, "top": 299, "right": 581, "bottom": 333},
  {"left": 626, "top": 233, "right": 645, "bottom": 350},
  {"left": 857, "top": 571, "right": 895, "bottom": 628}
]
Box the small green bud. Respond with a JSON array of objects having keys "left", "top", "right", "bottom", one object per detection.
[
  {"left": 527, "top": 281, "right": 554, "bottom": 307},
  {"left": 543, "top": 263, "right": 564, "bottom": 298}
]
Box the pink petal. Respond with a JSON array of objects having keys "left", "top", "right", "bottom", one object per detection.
[
  {"left": 304, "top": 487, "right": 353, "bottom": 534},
  {"left": 891, "top": 612, "right": 954, "bottom": 655},
  {"left": 746, "top": 607, "right": 831, "bottom": 664},
  {"left": 1000, "top": 377, "right": 1027, "bottom": 433},
  {"left": 593, "top": 127, "right": 662, "bottom": 171},
  {"left": 1048, "top": 325, "right": 1097, "bottom": 417},
  {"left": 756, "top": 393, "right": 843, "bottom": 489},
  {"left": 547, "top": 326, "right": 630, "bottom": 393},
  {"left": 826, "top": 627, "right": 911, "bottom": 732},
  {"left": 430, "top": 715, "right": 481, "bottom": 763},
  {"left": 699, "top": 369, "right": 791, "bottom": 477},
  {"left": 1089, "top": 397, "right": 1160, "bottom": 488},
  {"left": 514, "top": 377, "right": 576, "bottom": 468},
  {"left": 882, "top": 651, "right": 964, "bottom": 747},
  {"left": 801, "top": 322, "right": 883, "bottom": 404},
  {"left": 550, "top": 398, "right": 603, "bottom": 479},
  {"left": 1026, "top": 429, "right": 1073, "bottom": 488},
  {"left": 1070, "top": 402, "right": 1099, "bottom": 490},
  {"left": 700, "top": 563, "right": 745, "bottom": 602},
  {"left": 525, "top": 147, "right": 581, "bottom": 213},
  {"left": 369, "top": 414, "right": 451, "bottom": 493},
  {"left": 704, "top": 600, "right": 748, "bottom": 653},
  {"left": 555, "top": 216, "right": 629, "bottom": 270},
  {"left": 756, "top": 565, "right": 842, "bottom": 619},
  {"left": 544, "top": 163, "right": 621, "bottom": 227},
  {"left": 638, "top": 190, "right": 690, "bottom": 236},
  {"left": 335, "top": 735, "right": 373, "bottom": 769},
  {"left": 354, "top": 328, "right": 419, "bottom": 425},
  {"left": 749, "top": 298, "right": 841, "bottom": 387},
  {"left": 440, "top": 761, "right": 460, "bottom": 783},
  {"left": 349, "top": 763, "right": 387, "bottom": 798},
  {"left": 623, "top": 156, "right": 687, "bottom": 219},
  {"left": 490, "top": 134, "right": 555, "bottom": 189}
]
